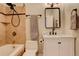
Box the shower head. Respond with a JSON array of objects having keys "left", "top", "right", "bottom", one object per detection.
[{"left": 6, "top": 3, "right": 16, "bottom": 10}]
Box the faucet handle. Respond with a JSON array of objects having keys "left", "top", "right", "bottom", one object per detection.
[
  {"left": 49, "top": 32, "right": 51, "bottom": 35},
  {"left": 55, "top": 32, "right": 57, "bottom": 35},
  {"left": 52, "top": 32, "right": 54, "bottom": 35}
]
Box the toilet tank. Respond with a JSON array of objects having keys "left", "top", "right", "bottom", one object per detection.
[{"left": 26, "top": 41, "right": 38, "bottom": 50}]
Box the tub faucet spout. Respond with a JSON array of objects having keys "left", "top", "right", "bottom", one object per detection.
[{"left": 12, "top": 40, "right": 15, "bottom": 48}]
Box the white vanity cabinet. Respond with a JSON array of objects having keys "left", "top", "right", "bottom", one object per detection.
[{"left": 43, "top": 36, "right": 76, "bottom": 56}]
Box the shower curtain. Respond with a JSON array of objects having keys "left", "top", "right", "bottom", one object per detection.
[{"left": 30, "top": 15, "right": 39, "bottom": 41}]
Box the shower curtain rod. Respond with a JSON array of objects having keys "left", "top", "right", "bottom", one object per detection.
[
  {"left": 26, "top": 14, "right": 42, "bottom": 17},
  {"left": 0, "top": 12, "right": 25, "bottom": 16}
]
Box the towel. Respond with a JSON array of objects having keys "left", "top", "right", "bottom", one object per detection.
[{"left": 30, "top": 15, "right": 39, "bottom": 41}]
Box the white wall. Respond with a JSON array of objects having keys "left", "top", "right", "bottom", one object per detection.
[
  {"left": 25, "top": 3, "right": 79, "bottom": 55},
  {"left": 25, "top": 3, "right": 65, "bottom": 40},
  {"left": 63, "top": 3, "right": 79, "bottom": 56},
  {"left": 25, "top": 3, "right": 45, "bottom": 41}
]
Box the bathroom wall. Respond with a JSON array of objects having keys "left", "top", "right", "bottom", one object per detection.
[
  {"left": 0, "top": 4, "right": 6, "bottom": 46},
  {"left": 25, "top": 3, "right": 65, "bottom": 55},
  {"left": 25, "top": 3, "right": 65, "bottom": 40},
  {"left": 63, "top": 3, "right": 79, "bottom": 56},
  {"left": 25, "top": 3, "right": 79, "bottom": 55},
  {"left": 5, "top": 5, "right": 26, "bottom": 44}
]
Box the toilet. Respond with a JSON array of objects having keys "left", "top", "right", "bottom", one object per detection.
[{"left": 23, "top": 41, "right": 38, "bottom": 56}]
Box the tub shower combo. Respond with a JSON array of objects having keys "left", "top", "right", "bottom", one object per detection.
[{"left": 0, "top": 3, "right": 26, "bottom": 56}]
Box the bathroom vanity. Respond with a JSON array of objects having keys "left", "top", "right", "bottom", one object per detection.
[{"left": 43, "top": 35, "right": 76, "bottom": 56}]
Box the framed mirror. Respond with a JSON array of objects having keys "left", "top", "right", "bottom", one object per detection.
[{"left": 45, "top": 8, "right": 61, "bottom": 29}]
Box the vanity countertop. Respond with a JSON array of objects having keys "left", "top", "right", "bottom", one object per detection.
[{"left": 43, "top": 34, "right": 76, "bottom": 38}]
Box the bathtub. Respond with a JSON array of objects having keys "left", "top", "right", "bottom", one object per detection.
[{"left": 0, "top": 44, "right": 24, "bottom": 56}]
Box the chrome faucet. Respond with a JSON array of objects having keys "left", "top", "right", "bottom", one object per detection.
[{"left": 52, "top": 27, "right": 55, "bottom": 35}]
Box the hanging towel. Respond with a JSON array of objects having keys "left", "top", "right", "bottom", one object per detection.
[{"left": 30, "top": 15, "right": 39, "bottom": 41}]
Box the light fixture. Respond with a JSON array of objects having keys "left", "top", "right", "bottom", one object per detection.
[
  {"left": 45, "top": 3, "right": 61, "bottom": 8},
  {"left": 45, "top": 3, "right": 53, "bottom": 7}
]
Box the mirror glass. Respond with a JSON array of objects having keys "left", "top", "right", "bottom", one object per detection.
[{"left": 45, "top": 8, "right": 61, "bottom": 29}]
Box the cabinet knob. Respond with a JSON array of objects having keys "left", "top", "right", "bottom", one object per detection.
[{"left": 58, "top": 42, "right": 61, "bottom": 44}]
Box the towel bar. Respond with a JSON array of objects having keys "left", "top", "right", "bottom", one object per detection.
[{"left": 26, "top": 14, "right": 42, "bottom": 17}]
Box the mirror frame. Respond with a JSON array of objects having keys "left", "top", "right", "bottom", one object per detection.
[{"left": 45, "top": 8, "right": 61, "bottom": 29}]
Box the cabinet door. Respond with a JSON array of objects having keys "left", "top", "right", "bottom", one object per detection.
[
  {"left": 59, "top": 38, "right": 74, "bottom": 56},
  {"left": 43, "top": 38, "right": 59, "bottom": 56}
]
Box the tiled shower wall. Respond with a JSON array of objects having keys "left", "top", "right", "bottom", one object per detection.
[
  {"left": 0, "top": 4, "right": 26, "bottom": 46},
  {"left": 5, "top": 6, "right": 26, "bottom": 44},
  {"left": 0, "top": 4, "right": 6, "bottom": 46}
]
